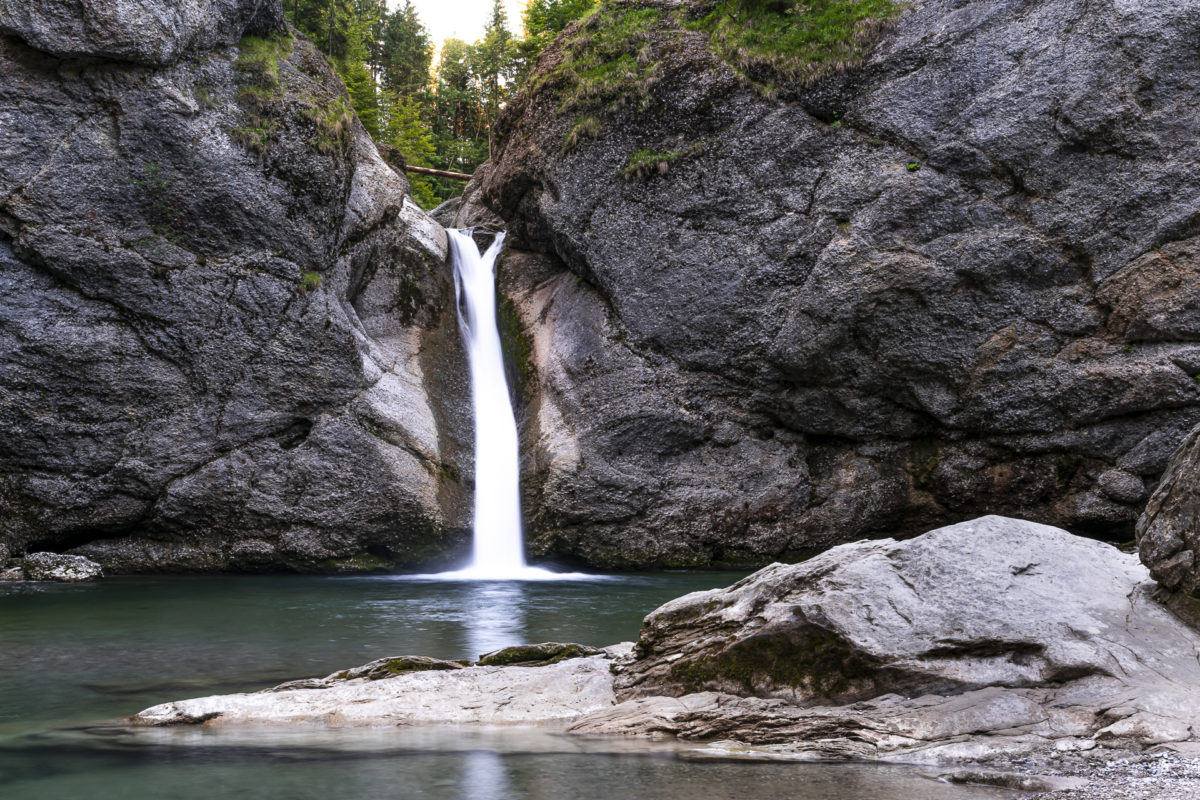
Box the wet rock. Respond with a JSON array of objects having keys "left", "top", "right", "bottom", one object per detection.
[
  {"left": 477, "top": 642, "right": 603, "bottom": 667},
  {"left": 20, "top": 552, "right": 102, "bottom": 582},
  {"left": 0, "top": 1, "right": 473, "bottom": 571},
  {"left": 131, "top": 654, "right": 619, "bottom": 727},
  {"left": 1138, "top": 423, "right": 1200, "bottom": 596},
  {"left": 0, "top": 566, "right": 22, "bottom": 581},
  {"left": 466, "top": 0, "right": 1200, "bottom": 566},
  {"left": 265, "top": 656, "right": 464, "bottom": 691}
]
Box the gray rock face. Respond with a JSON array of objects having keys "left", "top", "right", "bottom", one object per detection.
[
  {"left": 20, "top": 552, "right": 102, "bottom": 581},
  {"left": 578, "top": 516, "right": 1200, "bottom": 760},
  {"left": 1137, "top": 423, "right": 1200, "bottom": 595},
  {"left": 0, "top": 3, "right": 473, "bottom": 571},
  {"left": 465, "top": 0, "right": 1200, "bottom": 567},
  {"left": 0, "top": 0, "right": 284, "bottom": 66}
]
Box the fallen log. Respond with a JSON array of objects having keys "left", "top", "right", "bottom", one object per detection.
[{"left": 404, "top": 165, "right": 472, "bottom": 181}]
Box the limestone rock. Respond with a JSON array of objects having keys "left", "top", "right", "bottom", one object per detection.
[
  {"left": 1138, "top": 423, "right": 1200, "bottom": 595},
  {"left": 575, "top": 516, "right": 1200, "bottom": 760},
  {"left": 464, "top": 0, "right": 1200, "bottom": 567},
  {"left": 615, "top": 517, "right": 1157, "bottom": 702},
  {"left": 20, "top": 552, "right": 102, "bottom": 582},
  {"left": 130, "top": 655, "right": 618, "bottom": 727},
  {"left": 0, "top": 2, "right": 473, "bottom": 571}
]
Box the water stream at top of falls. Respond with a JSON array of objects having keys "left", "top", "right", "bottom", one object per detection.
[{"left": 438, "top": 229, "right": 591, "bottom": 581}]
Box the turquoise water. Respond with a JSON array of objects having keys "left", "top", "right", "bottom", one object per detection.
[{"left": 0, "top": 573, "right": 1016, "bottom": 799}]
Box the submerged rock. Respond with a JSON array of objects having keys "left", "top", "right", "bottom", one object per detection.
[
  {"left": 20, "top": 552, "right": 103, "bottom": 582},
  {"left": 461, "top": 0, "right": 1200, "bottom": 567},
  {"left": 0, "top": 1, "right": 473, "bottom": 571}
]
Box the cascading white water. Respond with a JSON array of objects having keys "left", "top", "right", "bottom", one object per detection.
[
  {"left": 447, "top": 228, "right": 528, "bottom": 576},
  {"left": 405, "top": 229, "right": 594, "bottom": 582}
]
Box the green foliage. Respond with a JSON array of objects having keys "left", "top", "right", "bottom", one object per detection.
[
  {"left": 235, "top": 33, "right": 293, "bottom": 87},
  {"left": 906, "top": 161, "right": 921, "bottom": 171},
  {"left": 620, "top": 141, "right": 706, "bottom": 179},
  {"left": 543, "top": 4, "right": 663, "bottom": 115},
  {"left": 384, "top": 96, "right": 440, "bottom": 209},
  {"left": 299, "top": 272, "right": 323, "bottom": 292},
  {"left": 688, "top": 0, "right": 902, "bottom": 83},
  {"left": 516, "top": 0, "right": 597, "bottom": 81},
  {"left": 380, "top": 0, "right": 434, "bottom": 96}
]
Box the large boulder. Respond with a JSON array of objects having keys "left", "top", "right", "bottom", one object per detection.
[
  {"left": 615, "top": 516, "right": 1164, "bottom": 702},
  {"left": 577, "top": 516, "right": 1200, "bottom": 760},
  {"left": 464, "top": 0, "right": 1200, "bottom": 567},
  {"left": 0, "top": 3, "right": 473, "bottom": 571}
]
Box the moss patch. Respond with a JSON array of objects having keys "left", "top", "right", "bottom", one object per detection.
[
  {"left": 667, "top": 629, "right": 879, "bottom": 698},
  {"left": 686, "top": 0, "right": 902, "bottom": 85},
  {"left": 498, "top": 295, "right": 536, "bottom": 401},
  {"left": 477, "top": 642, "right": 603, "bottom": 667}
]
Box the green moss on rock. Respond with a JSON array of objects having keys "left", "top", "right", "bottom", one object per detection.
[
  {"left": 477, "top": 642, "right": 603, "bottom": 666},
  {"left": 667, "top": 629, "right": 880, "bottom": 698}
]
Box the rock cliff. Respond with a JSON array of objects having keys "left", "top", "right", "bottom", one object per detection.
[
  {"left": 0, "top": 0, "right": 473, "bottom": 571},
  {"left": 457, "top": 0, "right": 1200, "bottom": 567}
]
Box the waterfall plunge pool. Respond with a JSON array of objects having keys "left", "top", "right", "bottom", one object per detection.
[{"left": 0, "top": 573, "right": 1019, "bottom": 799}]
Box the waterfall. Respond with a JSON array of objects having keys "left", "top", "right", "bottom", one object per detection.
[
  {"left": 408, "top": 229, "right": 593, "bottom": 583},
  {"left": 448, "top": 229, "right": 525, "bottom": 575}
]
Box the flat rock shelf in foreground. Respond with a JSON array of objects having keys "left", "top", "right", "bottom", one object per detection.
[{"left": 129, "top": 516, "right": 1200, "bottom": 766}]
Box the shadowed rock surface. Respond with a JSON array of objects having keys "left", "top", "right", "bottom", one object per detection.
[
  {"left": 0, "top": 1, "right": 474, "bottom": 571},
  {"left": 455, "top": 0, "right": 1200, "bottom": 567},
  {"left": 1137, "top": 422, "right": 1200, "bottom": 598}
]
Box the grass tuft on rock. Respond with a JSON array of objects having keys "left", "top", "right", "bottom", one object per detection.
[
  {"left": 620, "top": 141, "right": 707, "bottom": 180},
  {"left": 540, "top": 2, "right": 664, "bottom": 117},
  {"left": 235, "top": 34, "right": 293, "bottom": 88},
  {"left": 687, "top": 0, "right": 902, "bottom": 83},
  {"left": 231, "top": 33, "right": 293, "bottom": 155},
  {"left": 303, "top": 98, "right": 356, "bottom": 155},
  {"left": 562, "top": 115, "right": 603, "bottom": 154}
]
